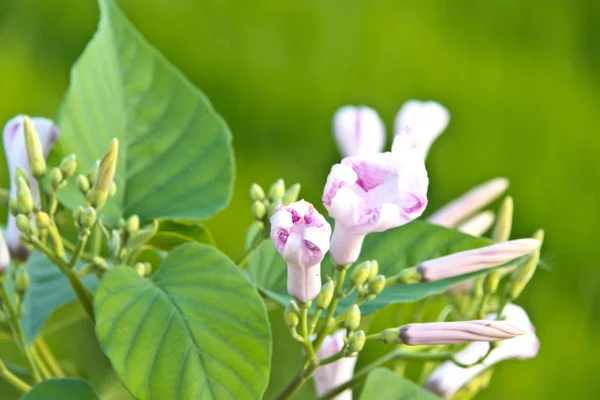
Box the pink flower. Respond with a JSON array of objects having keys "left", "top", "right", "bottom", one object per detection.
[
  {"left": 425, "top": 305, "right": 540, "bottom": 398},
  {"left": 417, "top": 239, "right": 540, "bottom": 282},
  {"left": 394, "top": 100, "right": 449, "bottom": 159},
  {"left": 312, "top": 330, "right": 356, "bottom": 399},
  {"left": 3, "top": 115, "right": 58, "bottom": 260},
  {"left": 399, "top": 319, "right": 524, "bottom": 345},
  {"left": 333, "top": 106, "right": 385, "bottom": 158},
  {"left": 323, "top": 133, "right": 428, "bottom": 265},
  {"left": 270, "top": 200, "right": 332, "bottom": 303}
]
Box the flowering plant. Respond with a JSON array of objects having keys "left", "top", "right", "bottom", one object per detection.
[{"left": 0, "top": 1, "right": 543, "bottom": 399}]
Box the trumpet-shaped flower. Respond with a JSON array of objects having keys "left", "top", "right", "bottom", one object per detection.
[
  {"left": 394, "top": 100, "right": 449, "bottom": 158},
  {"left": 312, "top": 330, "right": 356, "bottom": 399},
  {"left": 333, "top": 106, "right": 385, "bottom": 158}
]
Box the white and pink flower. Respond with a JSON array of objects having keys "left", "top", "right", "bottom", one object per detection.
[
  {"left": 3, "top": 115, "right": 58, "bottom": 260},
  {"left": 333, "top": 106, "right": 385, "bottom": 158},
  {"left": 313, "top": 329, "right": 357, "bottom": 400},
  {"left": 270, "top": 200, "right": 332, "bottom": 303},
  {"left": 394, "top": 100, "right": 449, "bottom": 159},
  {"left": 322, "top": 133, "right": 428, "bottom": 265}
]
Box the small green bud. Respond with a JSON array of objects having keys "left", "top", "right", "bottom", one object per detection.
[
  {"left": 350, "top": 261, "right": 371, "bottom": 287},
  {"left": 35, "top": 212, "right": 51, "bottom": 229},
  {"left": 493, "top": 196, "right": 513, "bottom": 242},
  {"left": 367, "top": 275, "right": 386, "bottom": 296},
  {"left": 86, "top": 190, "right": 107, "bottom": 210},
  {"left": 76, "top": 174, "right": 90, "bottom": 193},
  {"left": 268, "top": 179, "right": 285, "bottom": 201},
  {"left": 8, "top": 198, "right": 19, "bottom": 216},
  {"left": 14, "top": 167, "right": 29, "bottom": 186},
  {"left": 367, "top": 260, "right": 379, "bottom": 281},
  {"left": 134, "top": 262, "right": 151, "bottom": 277},
  {"left": 59, "top": 154, "right": 77, "bottom": 178},
  {"left": 14, "top": 269, "right": 29, "bottom": 293},
  {"left": 345, "top": 304, "right": 361, "bottom": 331},
  {"left": 15, "top": 214, "right": 31, "bottom": 234},
  {"left": 109, "top": 230, "right": 122, "bottom": 258},
  {"left": 380, "top": 327, "right": 401, "bottom": 344},
  {"left": 316, "top": 279, "right": 335, "bottom": 310},
  {"left": 506, "top": 229, "right": 544, "bottom": 301},
  {"left": 16, "top": 177, "right": 34, "bottom": 215},
  {"left": 94, "top": 139, "right": 119, "bottom": 194},
  {"left": 50, "top": 167, "right": 63, "bottom": 189},
  {"left": 347, "top": 330, "right": 366, "bottom": 353},
  {"left": 472, "top": 275, "right": 485, "bottom": 298},
  {"left": 87, "top": 160, "right": 100, "bottom": 185},
  {"left": 23, "top": 116, "right": 47, "bottom": 178},
  {"left": 127, "top": 215, "right": 140, "bottom": 234},
  {"left": 108, "top": 182, "right": 117, "bottom": 198},
  {"left": 73, "top": 206, "right": 83, "bottom": 228},
  {"left": 281, "top": 183, "right": 301, "bottom": 206},
  {"left": 92, "top": 256, "right": 109, "bottom": 271},
  {"left": 484, "top": 270, "right": 501, "bottom": 295},
  {"left": 252, "top": 201, "right": 266, "bottom": 220},
  {"left": 284, "top": 300, "right": 300, "bottom": 329},
  {"left": 80, "top": 207, "right": 97, "bottom": 229},
  {"left": 249, "top": 184, "right": 265, "bottom": 201}
]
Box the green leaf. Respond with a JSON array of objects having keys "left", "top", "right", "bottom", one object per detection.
[
  {"left": 147, "top": 218, "right": 215, "bottom": 251},
  {"left": 21, "top": 251, "right": 97, "bottom": 343},
  {"left": 359, "top": 368, "right": 439, "bottom": 400},
  {"left": 52, "top": 0, "right": 234, "bottom": 224},
  {"left": 94, "top": 243, "right": 271, "bottom": 400},
  {"left": 19, "top": 378, "right": 99, "bottom": 400},
  {"left": 249, "top": 220, "right": 493, "bottom": 314}
]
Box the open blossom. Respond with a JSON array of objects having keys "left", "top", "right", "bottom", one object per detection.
[
  {"left": 3, "top": 115, "right": 58, "bottom": 260},
  {"left": 399, "top": 320, "right": 524, "bottom": 345},
  {"left": 323, "top": 133, "right": 428, "bottom": 265},
  {"left": 333, "top": 106, "right": 385, "bottom": 158},
  {"left": 417, "top": 238, "right": 540, "bottom": 282},
  {"left": 312, "top": 330, "right": 356, "bottom": 400},
  {"left": 394, "top": 100, "right": 449, "bottom": 159},
  {"left": 426, "top": 305, "right": 539, "bottom": 398},
  {"left": 428, "top": 178, "right": 509, "bottom": 228},
  {"left": 270, "top": 200, "right": 331, "bottom": 303}
]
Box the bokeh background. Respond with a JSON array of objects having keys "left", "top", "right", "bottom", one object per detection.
[{"left": 1, "top": 0, "right": 599, "bottom": 399}]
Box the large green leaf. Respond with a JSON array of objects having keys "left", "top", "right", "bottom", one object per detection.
[
  {"left": 359, "top": 368, "right": 439, "bottom": 400},
  {"left": 249, "top": 220, "right": 493, "bottom": 314},
  {"left": 147, "top": 219, "right": 215, "bottom": 251},
  {"left": 19, "top": 378, "right": 99, "bottom": 400},
  {"left": 94, "top": 243, "right": 271, "bottom": 400},
  {"left": 21, "top": 251, "right": 97, "bottom": 343},
  {"left": 52, "top": 0, "right": 234, "bottom": 224}
]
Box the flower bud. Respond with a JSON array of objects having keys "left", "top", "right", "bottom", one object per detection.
[
  {"left": 333, "top": 105, "right": 385, "bottom": 158},
  {"left": 76, "top": 174, "right": 90, "bottom": 194},
  {"left": 399, "top": 320, "right": 524, "bottom": 346},
  {"left": 428, "top": 178, "right": 509, "bottom": 228},
  {"left": 14, "top": 268, "right": 29, "bottom": 294},
  {"left": 367, "top": 275, "right": 386, "bottom": 296},
  {"left": 394, "top": 100, "right": 449, "bottom": 159},
  {"left": 284, "top": 300, "right": 300, "bottom": 329},
  {"left": 506, "top": 229, "right": 544, "bottom": 301},
  {"left": 134, "top": 262, "right": 152, "bottom": 277},
  {"left": 270, "top": 200, "right": 331, "bottom": 303},
  {"left": 344, "top": 305, "right": 361, "bottom": 332},
  {"left": 73, "top": 206, "right": 83, "bottom": 228},
  {"left": 23, "top": 116, "right": 47, "bottom": 178},
  {"left": 313, "top": 329, "right": 357, "bottom": 398},
  {"left": 380, "top": 327, "right": 401, "bottom": 344},
  {"left": 492, "top": 196, "right": 513, "bottom": 242},
  {"left": 367, "top": 260, "right": 379, "bottom": 281},
  {"left": 94, "top": 139, "right": 118, "bottom": 194},
  {"left": 249, "top": 183, "right": 265, "bottom": 201},
  {"left": 457, "top": 211, "right": 495, "bottom": 237},
  {"left": 35, "top": 212, "right": 51, "bottom": 230},
  {"left": 92, "top": 256, "right": 109, "bottom": 271},
  {"left": 268, "top": 179, "right": 285, "bottom": 201},
  {"left": 87, "top": 160, "right": 100, "bottom": 185},
  {"left": 126, "top": 215, "right": 140, "bottom": 234},
  {"left": 16, "top": 177, "right": 33, "bottom": 215},
  {"left": 281, "top": 183, "right": 301, "bottom": 206},
  {"left": 109, "top": 229, "right": 122, "bottom": 258},
  {"left": 417, "top": 239, "right": 541, "bottom": 282},
  {"left": 316, "top": 279, "right": 335, "bottom": 310},
  {"left": 483, "top": 271, "right": 501, "bottom": 295},
  {"left": 251, "top": 201, "right": 266, "bottom": 220},
  {"left": 8, "top": 198, "right": 18, "bottom": 216},
  {"left": 108, "top": 182, "right": 117, "bottom": 198},
  {"left": 49, "top": 167, "right": 63, "bottom": 190},
  {"left": 350, "top": 261, "right": 371, "bottom": 287},
  {"left": 80, "top": 207, "right": 97, "bottom": 229},
  {"left": 347, "top": 330, "right": 366, "bottom": 353},
  {"left": 86, "top": 190, "right": 107, "bottom": 210},
  {"left": 15, "top": 214, "right": 31, "bottom": 234},
  {"left": 59, "top": 154, "right": 77, "bottom": 179}
]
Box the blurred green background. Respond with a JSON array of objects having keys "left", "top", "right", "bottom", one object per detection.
[{"left": 1, "top": 0, "right": 599, "bottom": 398}]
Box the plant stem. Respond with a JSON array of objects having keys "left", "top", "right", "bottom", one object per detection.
[
  {"left": 317, "top": 349, "right": 453, "bottom": 400},
  {"left": 274, "top": 361, "right": 320, "bottom": 400},
  {"left": 68, "top": 230, "right": 91, "bottom": 269},
  {"left": 235, "top": 236, "right": 266, "bottom": 267},
  {"left": 0, "top": 286, "right": 41, "bottom": 382},
  {"left": 308, "top": 308, "right": 322, "bottom": 336},
  {"left": 31, "top": 345, "right": 53, "bottom": 379},
  {"left": 34, "top": 338, "right": 65, "bottom": 377},
  {"left": 0, "top": 360, "right": 32, "bottom": 393},
  {"left": 47, "top": 222, "right": 66, "bottom": 260},
  {"left": 313, "top": 267, "right": 348, "bottom": 352},
  {"left": 62, "top": 239, "right": 95, "bottom": 263},
  {"left": 299, "top": 303, "right": 317, "bottom": 363}
]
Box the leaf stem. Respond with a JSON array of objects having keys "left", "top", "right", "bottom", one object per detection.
[
  {"left": 0, "top": 359, "right": 32, "bottom": 393},
  {"left": 313, "top": 266, "right": 348, "bottom": 352},
  {"left": 31, "top": 345, "right": 53, "bottom": 379},
  {"left": 34, "top": 338, "right": 65, "bottom": 377},
  {"left": 274, "top": 361, "right": 320, "bottom": 400}
]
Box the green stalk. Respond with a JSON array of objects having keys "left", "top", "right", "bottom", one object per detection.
[{"left": 0, "top": 359, "right": 32, "bottom": 393}]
